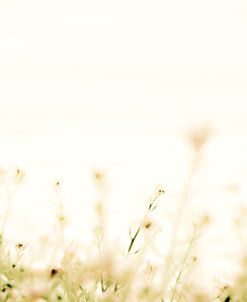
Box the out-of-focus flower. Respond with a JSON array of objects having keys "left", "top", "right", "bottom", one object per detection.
[
  {"left": 195, "top": 214, "right": 212, "bottom": 231},
  {"left": 188, "top": 127, "right": 212, "bottom": 152},
  {"left": 191, "top": 292, "right": 211, "bottom": 302},
  {"left": 141, "top": 217, "right": 159, "bottom": 234},
  {"left": 19, "top": 279, "right": 49, "bottom": 302},
  {"left": 15, "top": 168, "right": 25, "bottom": 184},
  {"left": 53, "top": 179, "right": 62, "bottom": 193},
  {"left": 93, "top": 170, "right": 105, "bottom": 183}
]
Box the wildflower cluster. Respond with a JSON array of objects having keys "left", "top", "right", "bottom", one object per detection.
[{"left": 0, "top": 161, "right": 245, "bottom": 302}]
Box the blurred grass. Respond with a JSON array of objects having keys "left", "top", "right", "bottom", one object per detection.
[{"left": 0, "top": 129, "right": 246, "bottom": 302}]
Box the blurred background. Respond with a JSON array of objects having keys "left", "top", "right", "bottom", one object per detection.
[{"left": 0, "top": 0, "right": 247, "bottom": 289}]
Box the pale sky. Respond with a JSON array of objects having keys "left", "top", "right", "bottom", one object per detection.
[{"left": 0, "top": 0, "right": 247, "bottom": 127}]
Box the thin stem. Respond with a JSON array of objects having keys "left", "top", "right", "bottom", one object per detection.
[
  {"left": 127, "top": 187, "right": 164, "bottom": 254},
  {"left": 170, "top": 227, "right": 198, "bottom": 302},
  {"left": 161, "top": 150, "right": 201, "bottom": 297},
  {"left": 127, "top": 227, "right": 141, "bottom": 254}
]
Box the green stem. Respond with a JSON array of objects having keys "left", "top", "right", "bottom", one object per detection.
[{"left": 127, "top": 227, "right": 140, "bottom": 254}]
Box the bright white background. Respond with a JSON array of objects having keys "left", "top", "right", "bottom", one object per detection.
[{"left": 0, "top": 0, "right": 247, "bottom": 289}]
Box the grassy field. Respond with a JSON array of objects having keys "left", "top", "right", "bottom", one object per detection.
[{"left": 0, "top": 128, "right": 246, "bottom": 302}]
